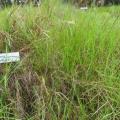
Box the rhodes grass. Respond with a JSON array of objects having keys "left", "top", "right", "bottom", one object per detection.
[{"left": 0, "top": 0, "right": 120, "bottom": 119}]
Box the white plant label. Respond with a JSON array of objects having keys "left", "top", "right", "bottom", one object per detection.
[
  {"left": 0, "top": 52, "right": 20, "bottom": 64},
  {"left": 80, "top": 7, "right": 88, "bottom": 10}
]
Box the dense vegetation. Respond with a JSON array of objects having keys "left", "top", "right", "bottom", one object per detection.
[
  {"left": 66, "top": 0, "right": 120, "bottom": 6},
  {"left": 0, "top": 0, "right": 120, "bottom": 119}
]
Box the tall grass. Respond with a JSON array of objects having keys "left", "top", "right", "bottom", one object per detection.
[{"left": 0, "top": 0, "right": 120, "bottom": 119}]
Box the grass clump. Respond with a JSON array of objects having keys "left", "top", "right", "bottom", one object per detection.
[{"left": 0, "top": 0, "right": 120, "bottom": 119}]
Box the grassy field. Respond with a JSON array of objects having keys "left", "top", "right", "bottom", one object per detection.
[{"left": 0, "top": 0, "right": 120, "bottom": 119}]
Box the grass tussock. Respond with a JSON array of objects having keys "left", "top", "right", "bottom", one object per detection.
[{"left": 0, "top": 0, "right": 120, "bottom": 119}]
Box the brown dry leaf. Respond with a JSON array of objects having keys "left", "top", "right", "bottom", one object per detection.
[{"left": 0, "top": 31, "right": 6, "bottom": 51}]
